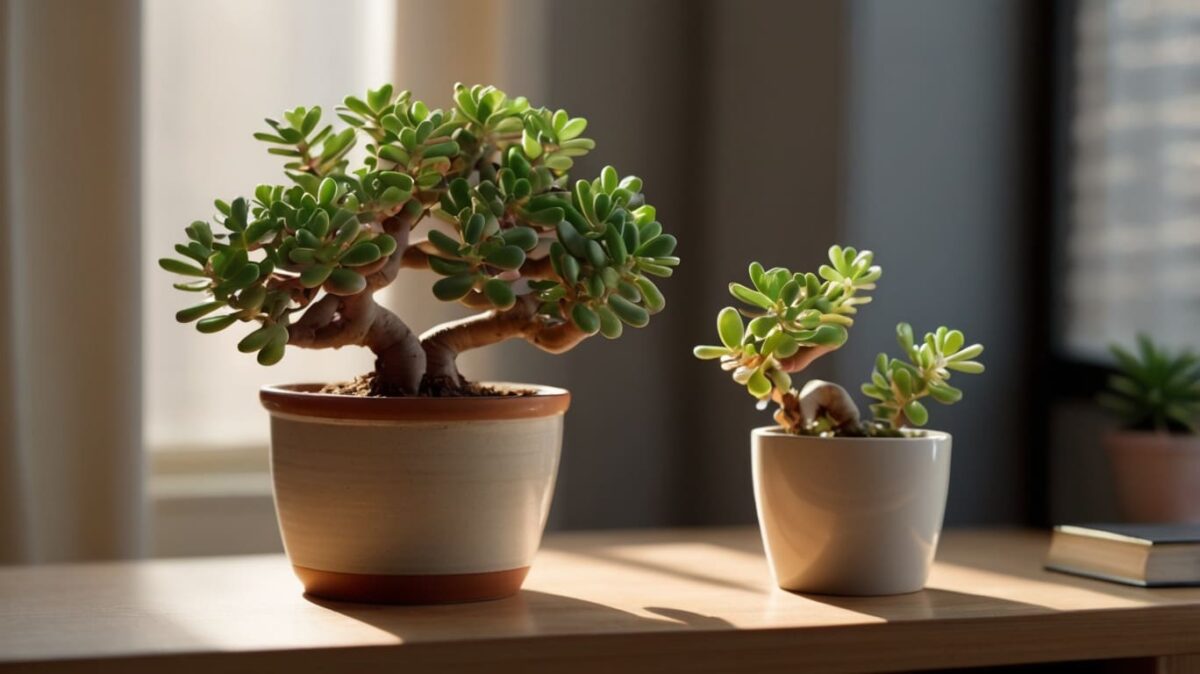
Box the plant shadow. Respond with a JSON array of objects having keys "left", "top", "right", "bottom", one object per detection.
[
  {"left": 304, "top": 589, "right": 734, "bottom": 642},
  {"left": 933, "top": 529, "right": 1200, "bottom": 604},
  {"left": 789, "top": 587, "right": 1053, "bottom": 622}
]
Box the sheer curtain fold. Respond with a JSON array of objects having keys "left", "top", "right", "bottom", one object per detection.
[{"left": 2, "top": 0, "right": 144, "bottom": 563}]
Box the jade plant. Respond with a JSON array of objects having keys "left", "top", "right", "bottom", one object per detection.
[
  {"left": 1099, "top": 336, "right": 1200, "bottom": 433},
  {"left": 159, "top": 84, "right": 678, "bottom": 395},
  {"left": 693, "top": 246, "right": 985, "bottom": 436}
]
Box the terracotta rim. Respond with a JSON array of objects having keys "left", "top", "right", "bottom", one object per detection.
[
  {"left": 294, "top": 565, "right": 529, "bottom": 604},
  {"left": 260, "top": 382, "right": 570, "bottom": 422}
]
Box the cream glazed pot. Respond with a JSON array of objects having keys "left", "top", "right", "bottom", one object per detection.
[
  {"left": 260, "top": 383, "right": 568, "bottom": 604},
  {"left": 752, "top": 427, "right": 952, "bottom": 596}
]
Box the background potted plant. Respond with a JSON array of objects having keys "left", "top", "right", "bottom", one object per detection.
[
  {"left": 159, "top": 83, "right": 678, "bottom": 603},
  {"left": 1099, "top": 336, "right": 1200, "bottom": 523},
  {"left": 694, "top": 247, "right": 984, "bottom": 595}
]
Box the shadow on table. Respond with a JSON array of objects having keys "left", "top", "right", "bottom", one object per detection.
[
  {"left": 934, "top": 530, "right": 1200, "bottom": 604},
  {"left": 707, "top": 528, "right": 1200, "bottom": 608},
  {"left": 575, "top": 547, "right": 768, "bottom": 594},
  {"left": 305, "top": 590, "right": 734, "bottom": 641},
  {"left": 793, "top": 587, "right": 1053, "bottom": 621}
]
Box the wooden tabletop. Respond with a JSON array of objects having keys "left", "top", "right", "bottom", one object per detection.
[{"left": 2, "top": 528, "right": 1200, "bottom": 673}]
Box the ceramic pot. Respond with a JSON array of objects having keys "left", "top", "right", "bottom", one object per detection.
[
  {"left": 259, "top": 383, "right": 569, "bottom": 604},
  {"left": 1107, "top": 431, "right": 1200, "bottom": 523},
  {"left": 751, "top": 427, "right": 952, "bottom": 596}
]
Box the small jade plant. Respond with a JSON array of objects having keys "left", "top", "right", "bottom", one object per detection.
[
  {"left": 159, "top": 83, "right": 678, "bottom": 396},
  {"left": 693, "top": 246, "right": 985, "bottom": 436},
  {"left": 1099, "top": 335, "right": 1200, "bottom": 434}
]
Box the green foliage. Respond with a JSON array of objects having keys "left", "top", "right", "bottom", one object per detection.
[
  {"left": 860, "top": 323, "right": 985, "bottom": 430},
  {"left": 1099, "top": 335, "right": 1200, "bottom": 433},
  {"left": 692, "top": 245, "right": 880, "bottom": 400},
  {"left": 254, "top": 105, "right": 355, "bottom": 177},
  {"left": 159, "top": 83, "right": 675, "bottom": 366},
  {"left": 426, "top": 159, "right": 672, "bottom": 328},
  {"left": 693, "top": 246, "right": 986, "bottom": 436}
]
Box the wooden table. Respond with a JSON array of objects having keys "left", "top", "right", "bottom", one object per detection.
[{"left": 2, "top": 528, "right": 1199, "bottom": 673}]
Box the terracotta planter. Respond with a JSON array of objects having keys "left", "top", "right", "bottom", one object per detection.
[
  {"left": 1107, "top": 431, "right": 1200, "bottom": 523},
  {"left": 259, "top": 383, "right": 569, "bottom": 604},
  {"left": 751, "top": 427, "right": 952, "bottom": 596}
]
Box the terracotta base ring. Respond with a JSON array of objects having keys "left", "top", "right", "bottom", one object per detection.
[{"left": 294, "top": 566, "right": 530, "bottom": 604}]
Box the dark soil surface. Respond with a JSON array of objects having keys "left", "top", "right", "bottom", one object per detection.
[{"left": 319, "top": 373, "right": 533, "bottom": 398}]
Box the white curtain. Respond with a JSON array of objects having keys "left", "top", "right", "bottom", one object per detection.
[
  {"left": 142, "top": 0, "right": 396, "bottom": 452},
  {"left": 2, "top": 0, "right": 143, "bottom": 562}
]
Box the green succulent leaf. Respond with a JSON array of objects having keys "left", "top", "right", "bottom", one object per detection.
[
  {"left": 326, "top": 268, "right": 366, "bottom": 295},
  {"left": 747, "top": 368, "right": 771, "bottom": 399},
  {"left": 608, "top": 295, "right": 649, "bottom": 327},
  {"left": 693, "top": 345, "right": 731, "bottom": 360},
  {"left": 581, "top": 304, "right": 614, "bottom": 339},
  {"left": 635, "top": 277, "right": 665, "bottom": 314},
  {"left": 485, "top": 245, "right": 526, "bottom": 270},
  {"left": 257, "top": 328, "right": 288, "bottom": 365},
  {"left": 196, "top": 314, "right": 238, "bottom": 334},
  {"left": 340, "top": 241, "right": 382, "bottom": 266},
  {"left": 428, "top": 229, "right": 462, "bottom": 256},
  {"left": 903, "top": 400, "right": 929, "bottom": 426},
  {"left": 717, "top": 307, "right": 744, "bottom": 349},
  {"left": 238, "top": 324, "right": 281, "bottom": 353},
  {"left": 500, "top": 226, "right": 539, "bottom": 251},
  {"left": 946, "top": 360, "right": 985, "bottom": 374},
  {"left": 571, "top": 303, "right": 600, "bottom": 334},
  {"left": 729, "top": 283, "right": 772, "bottom": 310},
  {"left": 432, "top": 273, "right": 476, "bottom": 301},
  {"left": 159, "top": 258, "right": 206, "bottom": 277},
  {"left": 483, "top": 278, "right": 516, "bottom": 309},
  {"left": 175, "top": 301, "right": 224, "bottom": 323},
  {"left": 300, "top": 264, "right": 333, "bottom": 288}
]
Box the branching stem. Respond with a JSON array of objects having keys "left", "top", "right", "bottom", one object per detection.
[
  {"left": 419, "top": 295, "right": 586, "bottom": 389},
  {"left": 284, "top": 208, "right": 427, "bottom": 394}
]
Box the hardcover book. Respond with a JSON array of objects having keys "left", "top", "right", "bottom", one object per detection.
[{"left": 1045, "top": 523, "right": 1200, "bottom": 587}]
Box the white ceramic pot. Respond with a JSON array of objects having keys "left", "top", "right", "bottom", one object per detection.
[
  {"left": 260, "top": 383, "right": 568, "bottom": 604},
  {"left": 751, "top": 427, "right": 952, "bottom": 596},
  {"left": 1107, "top": 431, "right": 1200, "bottom": 523}
]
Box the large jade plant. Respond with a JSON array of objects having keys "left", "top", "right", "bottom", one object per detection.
[
  {"left": 694, "top": 246, "right": 985, "bottom": 435},
  {"left": 159, "top": 84, "right": 678, "bottom": 395}
]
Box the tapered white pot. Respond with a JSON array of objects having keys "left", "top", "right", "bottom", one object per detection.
[
  {"left": 752, "top": 427, "right": 952, "bottom": 596},
  {"left": 260, "top": 383, "right": 568, "bottom": 604}
]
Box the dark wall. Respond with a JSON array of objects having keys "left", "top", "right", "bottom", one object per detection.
[
  {"left": 836, "top": 0, "right": 1046, "bottom": 524},
  {"left": 526, "top": 0, "right": 848, "bottom": 529},
  {"left": 494, "top": 0, "right": 1046, "bottom": 529}
]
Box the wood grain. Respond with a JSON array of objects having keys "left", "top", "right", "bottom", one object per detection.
[
  {"left": 1, "top": 528, "right": 1199, "bottom": 673},
  {"left": 1160, "top": 654, "right": 1200, "bottom": 674}
]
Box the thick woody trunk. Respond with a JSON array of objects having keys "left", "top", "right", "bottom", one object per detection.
[
  {"left": 419, "top": 295, "right": 586, "bottom": 392},
  {"left": 286, "top": 208, "right": 427, "bottom": 395},
  {"left": 283, "top": 203, "right": 580, "bottom": 396},
  {"left": 288, "top": 292, "right": 425, "bottom": 395},
  {"left": 773, "top": 379, "right": 861, "bottom": 434},
  {"left": 367, "top": 312, "right": 424, "bottom": 395}
]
